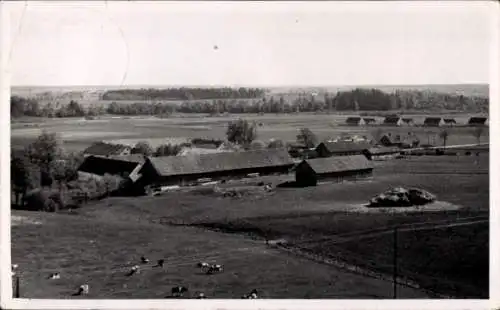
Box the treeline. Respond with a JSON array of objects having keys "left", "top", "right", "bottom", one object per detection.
[
  {"left": 102, "top": 87, "right": 267, "bottom": 101},
  {"left": 11, "top": 88, "right": 489, "bottom": 118}
]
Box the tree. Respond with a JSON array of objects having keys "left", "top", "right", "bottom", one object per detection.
[
  {"left": 267, "top": 139, "right": 286, "bottom": 149},
  {"left": 471, "top": 127, "right": 485, "bottom": 145},
  {"left": 155, "top": 144, "right": 182, "bottom": 157},
  {"left": 11, "top": 151, "right": 41, "bottom": 206},
  {"left": 439, "top": 129, "right": 450, "bottom": 148},
  {"left": 249, "top": 140, "right": 266, "bottom": 150},
  {"left": 131, "top": 141, "right": 153, "bottom": 156},
  {"left": 25, "top": 131, "right": 63, "bottom": 173},
  {"left": 226, "top": 119, "right": 257, "bottom": 146},
  {"left": 296, "top": 128, "right": 318, "bottom": 148}
]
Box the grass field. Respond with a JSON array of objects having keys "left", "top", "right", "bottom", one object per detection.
[{"left": 11, "top": 113, "right": 489, "bottom": 152}]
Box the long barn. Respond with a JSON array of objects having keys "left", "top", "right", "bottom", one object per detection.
[{"left": 137, "top": 148, "right": 295, "bottom": 188}]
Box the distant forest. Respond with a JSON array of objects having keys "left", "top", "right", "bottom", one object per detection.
[{"left": 10, "top": 87, "right": 489, "bottom": 118}]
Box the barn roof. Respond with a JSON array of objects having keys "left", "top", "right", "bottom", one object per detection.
[
  {"left": 345, "top": 117, "right": 362, "bottom": 124},
  {"left": 383, "top": 116, "right": 401, "bottom": 124},
  {"left": 78, "top": 155, "right": 143, "bottom": 176},
  {"left": 423, "top": 117, "right": 443, "bottom": 125},
  {"left": 83, "top": 142, "right": 130, "bottom": 156},
  {"left": 298, "top": 155, "right": 374, "bottom": 174},
  {"left": 147, "top": 148, "right": 294, "bottom": 177},
  {"left": 316, "top": 141, "right": 371, "bottom": 153},
  {"left": 468, "top": 117, "right": 487, "bottom": 125}
]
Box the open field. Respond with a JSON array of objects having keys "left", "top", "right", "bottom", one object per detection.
[
  {"left": 11, "top": 210, "right": 429, "bottom": 299},
  {"left": 11, "top": 113, "right": 489, "bottom": 152}
]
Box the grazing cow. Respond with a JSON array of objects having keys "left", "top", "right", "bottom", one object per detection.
[
  {"left": 206, "top": 264, "right": 223, "bottom": 274},
  {"left": 140, "top": 256, "right": 149, "bottom": 264},
  {"left": 197, "top": 262, "right": 210, "bottom": 272},
  {"left": 75, "top": 284, "right": 89, "bottom": 296},
  {"left": 242, "top": 289, "right": 258, "bottom": 299},
  {"left": 126, "top": 265, "right": 140, "bottom": 276},
  {"left": 48, "top": 272, "right": 61, "bottom": 280},
  {"left": 155, "top": 259, "right": 165, "bottom": 268},
  {"left": 171, "top": 286, "right": 188, "bottom": 297}
]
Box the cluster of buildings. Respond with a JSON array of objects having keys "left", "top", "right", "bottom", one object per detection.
[
  {"left": 344, "top": 116, "right": 488, "bottom": 127},
  {"left": 77, "top": 136, "right": 390, "bottom": 194}
]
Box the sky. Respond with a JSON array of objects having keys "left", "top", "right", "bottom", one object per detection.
[{"left": 4, "top": 1, "right": 495, "bottom": 87}]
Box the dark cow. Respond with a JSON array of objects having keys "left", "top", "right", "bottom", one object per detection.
[
  {"left": 171, "top": 286, "right": 188, "bottom": 297},
  {"left": 206, "top": 264, "right": 223, "bottom": 274},
  {"left": 140, "top": 256, "right": 149, "bottom": 264},
  {"left": 155, "top": 259, "right": 165, "bottom": 268}
]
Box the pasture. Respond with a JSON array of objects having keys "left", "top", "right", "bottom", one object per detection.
[{"left": 11, "top": 113, "right": 489, "bottom": 152}]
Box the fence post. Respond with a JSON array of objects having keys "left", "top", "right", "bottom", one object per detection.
[{"left": 393, "top": 226, "right": 398, "bottom": 299}]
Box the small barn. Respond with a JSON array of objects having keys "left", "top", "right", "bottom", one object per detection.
[
  {"left": 138, "top": 148, "right": 295, "bottom": 187},
  {"left": 345, "top": 117, "right": 366, "bottom": 126},
  {"left": 468, "top": 117, "right": 488, "bottom": 126},
  {"left": 402, "top": 118, "right": 415, "bottom": 126},
  {"left": 294, "top": 155, "right": 374, "bottom": 187},
  {"left": 423, "top": 117, "right": 445, "bottom": 127},
  {"left": 363, "top": 118, "right": 377, "bottom": 125},
  {"left": 363, "top": 147, "right": 401, "bottom": 160},
  {"left": 443, "top": 118, "right": 457, "bottom": 126},
  {"left": 83, "top": 142, "right": 132, "bottom": 157},
  {"left": 315, "top": 141, "right": 371, "bottom": 158},
  {"left": 78, "top": 154, "right": 145, "bottom": 181},
  {"left": 383, "top": 116, "right": 402, "bottom": 126}
]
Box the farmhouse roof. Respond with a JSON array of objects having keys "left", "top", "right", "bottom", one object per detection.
[
  {"left": 78, "top": 155, "right": 143, "bottom": 177},
  {"left": 316, "top": 141, "right": 371, "bottom": 153},
  {"left": 345, "top": 117, "right": 362, "bottom": 124},
  {"left": 96, "top": 154, "right": 146, "bottom": 164},
  {"left": 383, "top": 116, "right": 401, "bottom": 124},
  {"left": 298, "top": 155, "right": 374, "bottom": 174},
  {"left": 468, "top": 117, "right": 487, "bottom": 125},
  {"left": 423, "top": 117, "right": 443, "bottom": 125},
  {"left": 83, "top": 142, "right": 130, "bottom": 156},
  {"left": 147, "top": 148, "right": 294, "bottom": 177}
]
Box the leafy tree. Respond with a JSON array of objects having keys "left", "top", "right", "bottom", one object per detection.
[
  {"left": 226, "top": 119, "right": 257, "bottom": 146},
  {"left": 131, "top": 141, "right": 153, "bottom": 156},
  {"left": 296, "top": 128, "right": 318, "bottom": 148},
  {"left": 25, "top": 131, "right": 63, "bottom": 173},
  {"left": 439, "top": 129, "right": 450, "bottom": 148},
  {"left": 267, "top": 139, "right": 286, "bottom": 149},
  {"left": 471, "top": 127, "right": 486, "bottom": 145},
  {"left": 11, "top": 151, "right": 41, "bottom": 206},
  {"left": 155, "top": 144, "right": 182, "bottom": 157}
]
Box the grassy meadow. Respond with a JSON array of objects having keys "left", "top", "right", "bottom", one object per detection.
[{"left": 11, "top": 112, "right": 489, "bottom": 152}]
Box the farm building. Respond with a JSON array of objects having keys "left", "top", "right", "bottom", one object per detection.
[
  {"left": 423, "top": 117, "right": 445, "bottom": 127},
  {"left": 137, "top": 148, "right": 295, "bottom": 187},
  {"left": 78, "top": 154, "right": 145, "bottom": 181},
  {"left": 402, "top": 118, "right": 415, "bottom": 126},
  {"left": 382, "top": 116, "right": 402, "bottom": 126},
  {"left": 345, "top": 117, "right": 366, "bottom": 126},
  {"left": 315, "top": 141, "right": 371, "bottom": 158},
  {"left": 82, "top": 142, "right": 132, "bottom": 157},
  {"left": 363, "top": 118, "right": 377, "bottom": 125},
  {"left": 468, "top": 117, "right": 488, "bottom": 126},
  {"left": 443, "top": 118, "right": 457, "bottom": 126},
  {"left": 378, "top": 133, "right": 419, "bottom": 148},
  {"left": 293, "top": 155, "right": 374, "bottom": 187},
  {"left": 363, "top": 147, "right": 401, "bottom": 160}
]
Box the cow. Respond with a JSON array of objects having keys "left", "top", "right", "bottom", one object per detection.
[
  {"left": 197, "top": 262, "right": 210, "bottom": 272},
  {"left": 126, "top": 265, "right": 140, "bottom": 276},
  {"left": 242, "top": 289, "right": 259, "bottom": 299},
  {"left": 140, "top": 256, "right": 149, "bottom": 264},
  {"left": 74, "top": 284, "right": 89, "bottom": 296},
  {"left": 206, "top": 264, "right": 223, "bottom": 274},
  {"left": 154, "top": 259, "right": 165, "bottom": 268},
  {"left": 171, "top": 286, "right": 188, "bottom": 297},
  {"left": 48, "top": 272, "right": 60, "bottom": 280}
]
